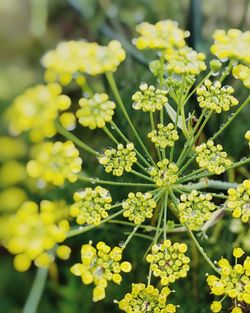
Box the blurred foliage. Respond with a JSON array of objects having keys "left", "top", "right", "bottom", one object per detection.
[{"left": 0, "top": 1, "right": 249, "bottom": 313}]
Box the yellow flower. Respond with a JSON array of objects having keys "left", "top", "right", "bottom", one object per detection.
[
  {"left": 233, "top": 64, "right": 250, "bottom": 88},
  {"left": 59, "top": 112, "right": 76, "bottom": 131},
  {"left": 7, "top": 84, "right": 71, "bottom": 142},
  {"left": 0, "top": 187, "right": 27, "bottom": 213},
  {"left": 70, "top": 242, "right": 131, "bottom": 302},
  {"left": 56, "top": 245, "right": 71, "bottom": 260},
  {"left": 245, "top": 130, "right": 250, "bottom": 148},
  {"left": 133, "top": 20, "right": 189, "bottom": 50},
  {"left": 0, "top": 200, "right": 70, "bottom": 271},
  {"left": 76, "top": 93, "right": 116, "bottom": 129},
  {"left": 0, "top": 161, "right": 27, "bottom": 187},
  {"left": 0, "top": 136, "right": 27, "bottom": 161},
  {"left": 27, "top": 141, "right": 82, "bottom": 186},
  {"left": 70, "top": 186, "right": 112, "bottom": 225},
  {"left": 211, "top": 29, "right": 250, "bottom": 63},
  {"left": 148, "top": 123, "right": 179, "bottom": 149},
  {"left": 233, "top": 247, "right": 245, "bottom": 259},
  {"left": 210, "top": 301, "right": 222, "bottom": 312},
  {"left": 148, "top": 159, "right": 179, "bottom": 187}
]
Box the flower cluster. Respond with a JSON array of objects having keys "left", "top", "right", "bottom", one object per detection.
[
  {"left": 76, "top": 93, "right": 116, "bottom": 129},
  {"left": 7, "top": 84, "right": 71, "bottom": 142},
  {"left": 118, "top": 283, "right": 177, "bottom": 313},
  {"left": 0, "top": 200, "right": 70, "bottom": 271},
  {"left": 27, "top": 141, "right": 82, "bottom": 186},
  {"left": 227, "top": 180, "right": 250, "bottom": 223},
  {"left": 133, "top": 20, "right": 189, "bottom": 50},
  {"left": 122, "top": 192, "right": 157, "bottom": 224},
  {"left": 98, "top": 143, "right": 137, "bottom": 176},
  {"left": 148, "top": 123, "right": 179, "bottom": 149},
  {"left": 164, "top": 46, "right": 206, "bottom": 75},
  {"left": 42, "top": 40, "right": 126, "bottom": 84},
  {"left": 132, "top": 83, "right": 168, "bottom": 112},
  {"left": 178, "top": 191, "right": 216, "bottom": 231},
  {"left": 207, "top": 248, "right": 250, "bottom": 312},
  {"left": 211, "top": 29, "right": 250, "bottom": 63},
  {"left": 70, "top": 242, "right": 132, "bottom": 302},
  {"left": 196, "top": 140, "right": 232, "bottom": 175},
  {"left": 148, "top": 159, "right": 179, "bottom": 187},
  {"left": 196, "top": 80, "right": 238, "bottom": 113},
  {"left": 146, "top": 240, "right": 190, "bottom": 285},
  {"left": 233, "top": 64, "right": 250, "bottom": 89},
  {"left": 70, "top": 186, "right": 112, "bottom": 225}
]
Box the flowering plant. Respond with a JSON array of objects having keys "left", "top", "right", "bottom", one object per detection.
[{"left": 1, "top": 20, "right": 250, "bottom": 313}]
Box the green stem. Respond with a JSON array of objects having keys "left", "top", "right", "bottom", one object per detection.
[
  {"left": 131, "top": 170, "right": 154, "bottom": 182},
  {"left": 163, "top": 191, "right": 169, "bottom": 241},
  {"left": 22, "top": 268, "right": 48, "bottom": 313},
  {"left": 170, "top": 104, "right": 181, "bottom": 162},
  {"left": 122, "top": 225, "right": 139, "bottom": 248},
  {"left": 103, "top": 126, "right": 119, "bottom": 144},
  {"left": 219, "top": 59, "right": 234, "bottom": 83},
  {"left": 181, "top": 179, "right": 237, "bottom": 191},
  {"left": 149, "top": 112, "right": 161, "bottom": 161}
]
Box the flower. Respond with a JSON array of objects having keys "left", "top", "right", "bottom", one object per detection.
[
  {"left": 207, "top": 248, "right": 250, "bottom": 312},
  {"left": 6, "top": 84, "right": 71, "bottom": 142},
  {"left": 118, "top": 283, "right": 177, "bottom": 313},
  {"left": 133, "top": 20, "right": 189, "bottom": 50},
  {"left": 0, "top": 136, "right": 27, "bottom": 161},
  {"left": 195, "top": 140, "right": 232, "bottom": 175},
  {"left": 42, "top": 40, "right": 126, "bottom": 85},
  {"left": 196, "top": 80, "right": 238, "bottom": 113},
  {"left": 59, "top": 112, "right": 76, "bottom": 131},
  {"left": 210, "top": 301, "right": 222, "bottom": 313},
  {"left": 122, "top": 192, "right": 157, "bottom": 224},
  {"left": 148, "top": 123, "right": 179, "bottom": 149},
  {"left": 98, "top": 143, "right": 137, "bottom": 176},
  {"left": 245, "top": 130, "right": 250, "bottom": 148},
  {"left": 211, "top": 29, "right": 250, "bottom": 63},
  {"left": 227, "top": 180, "right": 250, "bottom": 223},
  {"left": 178, "top": 190, "right": 216, "bottom": 231},
  {"left": 70, "top": 186, "right": 112, "bottom": 225},
  {"left": 233, "top": 64, "right": 250, "bottom": 88},
  {"left": 76, "top": 93, "right": 116, "bottom": 129},
  {"left": 146, "top": 240, "right": 190, "bottom": 285},
  {"left": 0, "top": 200, "right": 70, "bottom": 271},
  {"left": 164, "top": 46, "right": 206, "bottom": 75},
  {"left": 27, "top": 141, "right": 82, "bottom": 186},
  {"left": 132, "top": 83, "right": 168, "bottom": 112},
  {"left": 148, "top": 159, "right": 179, "bottom": 187},
  {"left": 70, "top": 241, "right": 132, "bottom": 302}
]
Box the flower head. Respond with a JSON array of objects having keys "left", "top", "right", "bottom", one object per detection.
[
  {"left": 227, "top": 180, "right": 250, "bottom": 223},
  {"left": 0, "top": 200, "right": 70, "bottom": 271},
  {"left": 122, "top": 192, "right": 157, "bottom": 224},
  {"left": 196, "top": 140, "right": 232, "bottom": 175},
  {"left": 132, "top": 83, "right": 168, "bottom": 112},
  {"left": 27, "top": 141, "right": 82, "bottom": 186},
  {"left": 165, "top": 46, "right": 206, "bottom": 75},
  {"left": 148, "top": 123, "right": 179, "bottom": 149},
  {"left": 148, "top": 159, "right": 179, "bottom": 187},
  {"left": 146, "top": 240, "right": 190, "bottom": 285},
  {"left": 211, "top": 29, "right": 250, "bottom": 63},
  {"left": 133, "top": 20, "right": 189, "bottom": 50},
  {"left": 70, "top": 186, "right": 112, "bottom": 225},
  {"left": 98, "top": 143, "right": 137, "bottom": 176},
  {"left": 178, "top": 190, "right": 216, "bottom": 231},
  {"left": 118, "top": 283, "right": 177, "bottom": 313},
  {"left": 70, "top": 241, "right": 131, "bottom": 302},
  {"left": 197, "top": 80, "right": 238, "bottom": 113},
  {"left": 7, "top": 84, "right": 71, "bottom": 142},
  {"left": 233, "top": 64, "right": 250, "bottom": 89},
  {"left": 76, "top": 93, "right": 116, "bottom": 129}
]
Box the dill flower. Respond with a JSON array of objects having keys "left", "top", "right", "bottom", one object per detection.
[
  {"left": 207, "top": 248, "right": 250, "bottom": 311},
  {"left": 148, "top": 123, "right": 179, "bottom": 149},
  {"left": 245, "top": 130, "right": 250, "bottom": 148},
  {"left": 233, "top": 64, "right": 250, "bottom": 89},
  {"left": 0, "top": 200, "right": 70, "bottom": 271},
  {"left": 7, "top": 84, "right": 71, "bottom": 142},
  {"left": 132, "top": 83, "right": 168, "bottom": 112},
  {"left": 178, "top": 190, "right": 216, "bottom": 231},
  {"left": 148, "top": 159, "right": 179, "bottom": 187},
  {"left": 210, "top": 301, "right": 222, "bottom": 312},
  {"left": 164, "top": 46, "right": 207, "bottom": 75},
  {"left": 59, "top": 112, "right": 76, "bottom": 131},
  {"left": 98, "top": 143, "right": 137, "bottom": 176},
  {"left": 0, "top": 136, "right": 27, "bottom": 161},
  {"left": 196, "top": 80, "right": 238, "bottom": 113},
  {"left": 76, "top": 93, "right": 116, "bottom": 129},
  {"left": 146, "top": 240, "right": 190, "bottom": 285},
  {"left": 122, "top": 192, "right": 157, "bottom": 224},
  {"left": 195, "top": 140, "right": 232, "bottom": 175},
  {"left": 70, "top": 186, "right": 112, "bottom": 225},
  {"left": 70, "top": 241, "right": 132, "bottom": 302},
  {"left": 211, "top": 29, "right": 250, "bottom": 63},
  {"left": 227, "top": 180, "right": 250, "bottom": 223},
  {"left": 27, "top": 141, "right": 82, "bottom": 186},
  {"left": 133, "top": 20, "right": 189, "bottom": 50}
]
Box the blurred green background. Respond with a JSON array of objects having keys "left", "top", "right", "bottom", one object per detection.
[{"left": 0, "top": 1, "right": 249, "bottom": 312}]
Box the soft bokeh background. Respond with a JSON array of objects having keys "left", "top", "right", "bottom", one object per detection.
[{"left": 0, "top": 1, "right": 249, "bottom": 312}]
